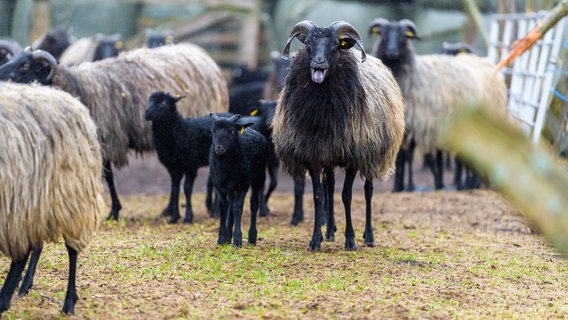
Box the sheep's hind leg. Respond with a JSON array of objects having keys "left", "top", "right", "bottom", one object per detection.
[
  {"left": 290, "top": 177, "right": 305, "bottom": 226},
  {"left": 104, "top": 159, "right": 122, "bottom": 220},
  {"left": 18, "top": 244, "right": 43, "bottom": 296},
  {"left": 216, "top": 190, "right": 230, "bottom": 245},
  {"left": 342, "top": 167, "right": 357, "bottom": 251},
  {"left": 308, "top": 168, "right": 323, "bottom": 251},
  {"left": 206, "top": 174, "right": 219, "bottom": 217},
  {"left": 0, "top": 254, "right": 29, "bottom": 313},
  {"left": 362, "top": 179, "right": 376, "bottom": 247},
  {"left": 248, "top": 189, "right": 261, "bottom": 245},
  {"left": 62, "top": 244, "right": 78, "bottom": 315}
]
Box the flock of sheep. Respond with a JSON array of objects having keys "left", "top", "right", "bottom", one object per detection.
[{"left": 0, "top": 17, "right": 508, "bottom": 315}]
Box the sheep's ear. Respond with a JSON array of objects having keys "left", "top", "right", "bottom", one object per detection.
[
  {"left": 399, "top": 19, "right": 420, "bottom": 40},
  {"left": 210, "top": 113, "right": 220, "bottom": 121},
  {"left": 174, "top": 95, "right": 185, "bottom": 103},
  {"left": 228, "top": 114, "right": 242, "bottom": 123}
]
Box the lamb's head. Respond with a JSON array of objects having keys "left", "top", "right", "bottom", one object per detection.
[
  {"left": 210, "top": 113, "right": 254, "bottom": 156},
  {"left": 369, "top": 18, "right": 419, "bottom": 63},
  {"left": 0, "top": 47, "right": 56, "bottom": 84},
  {"left": 144, "top": 91, "right": 184, "bottom": 122},
  {"left": 282, "top": 20, "right": 366, "bottom": 84}
]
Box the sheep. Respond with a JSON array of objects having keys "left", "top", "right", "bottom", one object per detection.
[
  {"left": 31, "top": 27, "right": 73, "bottom": 60},
  {"left": 272, "top": 20, "right": 406, "bottom": 251},
  {"left": 369, "top": 18, "right": 508, "bottom": 191},
  {"left": 0, "top": 37, "right": 22, "bottom": 66},
  {"left": 144, "top": 91, "right": 232, "bottom": 224},
  {"left": 59, "top": 33, "right": 125, "bottom": 66},
  {"left": 0, "top": 43, "right": 229, "bottom": 221},
  {"left": 0, "top": 82, "right": 105, "bottom": 315},
  {"left": 209, "top": 113, "right": 269, "bottom": 248}
]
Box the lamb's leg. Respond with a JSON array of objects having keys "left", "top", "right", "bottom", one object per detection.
[
  {"left": 0, "top": 255, "right": 29, "bottom": 313},
  {"left": 216, "top": 190, "right": 230, "bottom": 245},
  {"left": 231, "top": 190, "right": 247, "bottom": 248},
  {"left": 435, "top": 149, "right": 445, "bottom": 189},
  {"left": 324, "top": 166, "right": 336, "bottom": 241},
  {"left": 62, "top": 244, "right": 78, "bottom": 315},
  {"left": 308, "top": 167, "right": 323, "bottom": 251},
  {"left": 290, "top": 177, "right": 305, "bottom": 226},
  {"left": 342, "top": 167, "right": 357, "bottom": 251},
  {"left": 182, "top": 173, "right": 196, "bottom": 224},
  {"left": 406, "top": 139, "right": 416, "bottom": 192},
  {"left": 249, "top": 189, "right": 261, "bottom": 245},
  {"left": 227, "top": 202, "right": 234, "bottom": 242},
  {"left": 206, "top": 174, "right": 219, "bottom": 217},
  {"left": 363, "top": 179, "right": 376, "bottom": 247},
  {"left": 104, "top": 159, "right": 122, "bottom": 220},
  {"left": 165, "top": 170, "right": 183, "bottom": 224},
  {"left": 18, "top": 244, "right": 43, "bottom": 296}
]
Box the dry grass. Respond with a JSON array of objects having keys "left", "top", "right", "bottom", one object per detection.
[{"left": 1, "top": 190, "right": 567, "bottom": 319}]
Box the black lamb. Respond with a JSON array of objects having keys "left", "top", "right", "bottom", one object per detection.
[
  {"left": 209, "top": 113, "right": 269, "bottom": 248},
  {"left": 144, "top": 91, "right": 229, "bottom": 224}
]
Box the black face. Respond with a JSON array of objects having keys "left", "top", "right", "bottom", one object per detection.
[
  {"left": 144, "top": 92, "right": 178, "bottom": 121},
  {"left": 211, "top": 118, "right": 238, "bottom": 156},
  {"left": 0, "top": 51, "right": 51, "bottom": 84},
  {"left": 93, "top": 39, "right": 123, "bottom": 61},
  {"left": 376, "top": 23, "right": 410, "bottom": 61}
]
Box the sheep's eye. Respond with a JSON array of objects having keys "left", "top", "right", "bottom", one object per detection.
[{"left": 19, "top": 63, "right": 29, "bottom": 72}]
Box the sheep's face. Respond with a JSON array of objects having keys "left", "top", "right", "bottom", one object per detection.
[
  {"left": 282, "top": 21, "right": 366, "bottom": 85},
  {"left": 0, "top": 51, "right": 52, "bottom": 84},
  {"left": 93, "top": 36, "right": 124, "bottom": 61},
  {"left": 370, "top": 19, "right": 419, "bottom": 63},
  {"left": 210, "top": 114, "right": 253, "bottom": 156},
  {"left": 144, "top": 91, "right": 183, "bottom": 122}
]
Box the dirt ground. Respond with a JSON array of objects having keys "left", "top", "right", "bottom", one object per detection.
[{"left": 110, "top": 152, "right": 455, "bottom": 196}]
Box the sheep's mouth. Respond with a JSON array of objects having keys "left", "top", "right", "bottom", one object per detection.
[{"left": 311, "top": 67, "right": 327, "bottom": 84}]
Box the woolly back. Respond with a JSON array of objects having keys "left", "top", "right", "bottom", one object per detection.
[
  {"left": 402, "top": 53, "right": 507, "bottom": 153},
  {"left": 53, "top": 42, "right": 229, "bottom": 167},
  {"left": 272, "top": 50, "right": 405, "bottom": 181},
  {"left": 0, "top": 82, "right": 105, "bottom": 261}
]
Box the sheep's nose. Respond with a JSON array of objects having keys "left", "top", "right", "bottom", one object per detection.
[{"left": 215, "top": 145, "right": 225, "bottom": 155}]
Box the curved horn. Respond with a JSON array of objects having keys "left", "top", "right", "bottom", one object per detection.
[
  {"left": 282, "top": 20, "right": 317, "bottom": 61},
  {"left": 330, "top": 21, "right": 367, "bottom": 63},
  {"left": 399, "top": 19, "right": 420, "bottom": 40},
  {"left": 368, "top": 17, "right": 390, "bottom": 37},
  {"left": 31, "top": 49, "right": 57, "bottom": 82},
  {"left": 0, "top": 39, "right": 20, "bottom": 57}
]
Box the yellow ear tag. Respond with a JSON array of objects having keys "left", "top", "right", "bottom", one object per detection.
[
  {"left": 115, "top": 41, "right": 124, "bottom": 49},
  {"left": 250, "top": 109, "right": 259, "bottom": 116},
  {"left": 340, "top": 40, "right": 347, "bottom": 47},
  {"left": 165, "top": 35, "right": 173, "bottom": 44},
  {"left": 405, "top": 31, "right": 415, "bottom": 38},
  {"left": 240, "top": 126, "right": 244, "bottom": 134}
]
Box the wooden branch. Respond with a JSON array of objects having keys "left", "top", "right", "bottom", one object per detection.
[
  {"left": 496, "top": 0, "right": 568, "bottom": 70},
  {"left": 440, "top": 104, "right": 568, "bottom": 256}
]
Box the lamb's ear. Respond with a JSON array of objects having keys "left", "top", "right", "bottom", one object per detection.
[
  {"left": 228, "top": 114, "right": 242, "bottom": 123},
  {"left": 238, "top": 122, "right": 255, "bottom": 134}
]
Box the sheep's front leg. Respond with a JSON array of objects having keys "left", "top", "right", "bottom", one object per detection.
[
  {"left": 104, "top": 159, "right": 122, "bottom": 220},
  {"left": 62, "top": 244, "right": 78, "bottom": 315},
  {"left": 308, "top": 167, "right": 323, "bottom": 251},
  {"left": 183, "top": 173, "right": 196, "bottom": 224},
  {"left": 165, "top": 169, "right": 183, "bottom": 224},
  {"left": 405, "top": 139, "right": 416, "bottom": 192},
  {"left": 323, "top": 166, "right": 336, "bottom": 241},
  {"left": 392, "top": 148, "right": 406, "bottom": 192},
  {"left": 342, "top": 167, "right": 357, "bottom": 251},
  {"left": 231, "top": 190, "right": 247, "bottom": 248},
  {"left": 363, "top": 179, "right": 376, "bottom": 247},
  {"left": 206, "top": 175, "right": 219, "bottom": 217},
  {"left": 0, "top": 254, "right": 29, "bottom": 313},
  {"left": 216, "top": 189, "right": 230, "bottom": 245},
  {"left": 290, "top": 177, "right": 305, "bottom": 226},
  {"left": 18, "top": 244, "right": 44, "bottom": 296}
]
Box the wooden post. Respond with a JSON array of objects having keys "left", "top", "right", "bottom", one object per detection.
[
  {"left": 30, "top": 0, "right": 51, "bottom": 43},
  {"left": 441, "top": 104, "right": 568, "bottom": 256}
]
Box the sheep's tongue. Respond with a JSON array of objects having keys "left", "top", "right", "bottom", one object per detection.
[{"left": 311, "top": 69, "right": 325, "bottom": 83}]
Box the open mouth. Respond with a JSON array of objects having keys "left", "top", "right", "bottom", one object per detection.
[{"left": 311, "top": 67, "right": 327, "bottom": 84}]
